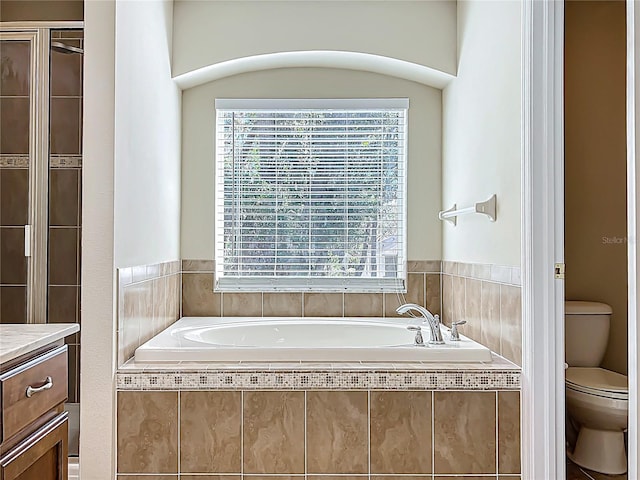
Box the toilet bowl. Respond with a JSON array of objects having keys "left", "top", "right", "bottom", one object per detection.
[
  {"left": 565, "top": 367, "right": 628, "bottom": 474},
  {"left": 564, "top": 301, "right": 628, "bottom": 475}
]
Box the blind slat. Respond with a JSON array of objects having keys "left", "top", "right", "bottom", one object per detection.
[{"left": 215, "top": 101, "right": 407, "bottom": 293}]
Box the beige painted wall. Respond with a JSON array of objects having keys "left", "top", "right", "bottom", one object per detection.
[
  {"left": 81, "top": 2, "right": 116, "bottom": 478},
  {"left": 181, "top": 68, "right": 442, "bottom": 261},
  {"left": 113, "top": 0, "right": 182, "bottom": 268},
  {"left": 441, "top": 0, "right": 522, "bottom": 267},
  {"left": 82, "top": 0, "right": 183, "bottom": 476},
  {"left": 565, "top": 0, "right": 627, "bottom": 375},
  {"left": 172, "top": 0, "right": 457, "bottom": 77}
]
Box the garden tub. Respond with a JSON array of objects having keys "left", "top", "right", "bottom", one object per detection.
[{"left": 134, "top": 317, "right": 493, "bottom": 363}]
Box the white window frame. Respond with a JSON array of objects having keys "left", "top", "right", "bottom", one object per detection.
[{"left": 214, "top": 98, "right": 409, "bottom": 293}]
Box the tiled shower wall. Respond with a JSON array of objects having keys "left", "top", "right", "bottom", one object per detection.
[
  {"left": 0, "top": 39, "right": 30, "bottom": 323},
  {"left": 441, "top": 261, "right": 522, "bottom": 366},
  {"left": 181, "top": 260, "right": 441, "bottom": 318},
  {"left": 117, "top": 261, "right": 181, "bottom": 365},
  {"left": 48, "top": 28, "right": 84, "bottom": 402},
  {"left": 116, "top": 389, "right": 521, "bottom": 478}
]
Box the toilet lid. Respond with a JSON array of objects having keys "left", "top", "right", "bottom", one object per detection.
[
  {"left": 566, "top": 367, "right": 628, "bottom": 399},
  {"left": 565, "top": 301, "right": 612, "bottom": 315}
]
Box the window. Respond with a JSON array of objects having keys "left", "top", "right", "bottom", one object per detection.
[{"left": 215, "top": 98, "right": 408, "bottom": 292}]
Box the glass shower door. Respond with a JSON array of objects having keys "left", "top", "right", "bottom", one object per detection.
[
  {"left": 1, "top": 36, "right": 33, "bottom": 323},
  {"left": 0, "top": 30, "right": 48, "bottom": 323}
]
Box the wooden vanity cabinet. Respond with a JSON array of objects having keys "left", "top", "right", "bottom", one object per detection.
[{"left": 0, "top": 345, "right": 69, "bottom": 480}]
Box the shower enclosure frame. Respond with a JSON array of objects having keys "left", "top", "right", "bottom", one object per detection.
[{"left": 0, "top": 21, "right": 83, "bottom": 323}]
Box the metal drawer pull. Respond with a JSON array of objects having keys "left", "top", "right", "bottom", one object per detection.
[{"left": 26, "top": 376, "right": 53, "bottom": 398}]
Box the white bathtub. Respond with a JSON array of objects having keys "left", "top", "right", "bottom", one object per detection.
[{"left": 134, "top": 317, "right": 493, "bottom": 363}]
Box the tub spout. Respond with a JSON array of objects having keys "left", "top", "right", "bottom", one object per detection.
[{"left": 396, "top": 303, "right": 445, "bottom": 345}]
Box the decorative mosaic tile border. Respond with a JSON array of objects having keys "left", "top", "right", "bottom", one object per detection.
[
  {"left": 0, "top": 155, "right": 83, "bottom": 168},
  {"left": 50, "top": 155, "right": 82, "bottom": 168},
  {"left": 116, "top": 369, "right": 520, "bottom": 391},
  {"left": 0, "top": 155, "right": 29, "bottom": 168}
]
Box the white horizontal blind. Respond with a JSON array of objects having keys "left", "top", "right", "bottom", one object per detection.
[{"left": 215, "top": 99, "right": 408, "bottom": 292}]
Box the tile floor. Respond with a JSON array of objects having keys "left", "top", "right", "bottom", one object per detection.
[{"left": 567, "top": 457, "right": 628, "bottom": 480}]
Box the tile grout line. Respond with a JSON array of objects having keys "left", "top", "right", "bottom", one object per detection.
[
  {"left": 341, "top": 292, "right": 345, "bottom": 317},
  {"left": 241, "top": 390, "right": 244, "bottom": 479},
  {"left": 499, "top": 284, "right": 504, "bottom": 358},
  {"left": 177, "top": 390, "right": 181, "bottom": 478},
  {"left": 368, "top": 390, "right": 371, "bottom": 480},
  {"left": 305, "top": 390, "right": 308, "bottom": 480},
  {"left": 496, "top": 390, "right": 499, "bottom": 478},
  {"left": 78, "top": 95, "right": 82, "bottom": 154},
  {"left": 381, "top": 290, "right": 386, "bottom": 318},
  {"left": 423, "top": 272, "right": 427, "bottom": 311},
  {"left": 431, "top": 390, "right": 435, "bottom": 480},
  {"left": 479, "top": 278, "right": 484, "bottom": 352}
]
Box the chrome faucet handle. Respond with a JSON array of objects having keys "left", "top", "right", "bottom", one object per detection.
[
  {"left": 406, "top": 325, "right": 424, "bottom": 346},
  {"left": 396, "top": 303, "right": 445, "bottom": 345},
  {"left": 450, "top": 320, "right": 467, "bottom": 341}
]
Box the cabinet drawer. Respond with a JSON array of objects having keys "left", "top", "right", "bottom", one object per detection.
[
  {"left": 0, "top": 347, "right": 67, "bottom": 443},
  {"left": 0, "top": 412, "right": 68, "bottom": 480}
]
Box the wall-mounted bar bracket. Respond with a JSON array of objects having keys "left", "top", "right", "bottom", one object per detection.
[{"left": 438, "top": 194, "right": 497, "bottom": 226}]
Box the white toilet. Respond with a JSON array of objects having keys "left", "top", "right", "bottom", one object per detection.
[{"left": 565, "top": 300, "right": 628, "bottom": 475}]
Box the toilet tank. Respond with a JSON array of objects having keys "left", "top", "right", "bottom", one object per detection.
[{"left": 565, "top": 301, "right": 612, "bottom": 367}]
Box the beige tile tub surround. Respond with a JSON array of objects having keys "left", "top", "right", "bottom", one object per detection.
[
  {"left": 116, "top": 388, "right": 521, "bottom": 477},
  {"left": 181, "top": 259, "right": 441, "bottom": 317},
  {"left": 245, "top": 477, "right": 301, "bottom": 480},
  {"left": 442, "top": 261, "right": 522, "bottom": 366},
  {"left": 117, "top": 475, "right": 178, "bottom": 480},
  {"left": 308, "top": 477, "right": 368, "bottom": 480},
  {"left": 498, "top": 390, "right": 521, "bottom": 474},
  {"left": 263, "top": 292, "right": 303, "bottom": 316},
  {"left": 117, "top": 260, "right": 181, "bottom": 365},
  {"left": 182, "top": 477, "right": 240, "bottom": 480},
  {"left": 370, "top": 391, "right": 432, "bottom": 473},
  {"left": 116, "top": 391, "right": 178, "bottom": 474},
  {"left": 303, "top": 292, "right": 344, "bottom": 316},
  {"left": 182, "top": 270, "right": 221, "bottom": 316},
  {"left": 117, "top": 477, "right": 178, "bottom": 480},
  {"left": 500, "top": 285, "right": 522, "bottom": 366},
  {"left": 224, "top": 292, "right": 263, "bottom": 317},
  {"left": 434, "top": 477, "right": 521, "bottom": 480},
  {"left": 180, "top": 391, "right": 241, "bottom": 473},
  {"left": 244, "top": 391, "right": 305, "bottom": 474},
  {"left": 433, "top": 391, "right": 496, "bottom": 474},
  {"left": 307, "top": 391, "right": 369, "bottom": 474}
]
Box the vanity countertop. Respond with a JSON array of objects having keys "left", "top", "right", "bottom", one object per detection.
[{"left": 0, "top": 323, "right": 79, "bottom": 364}]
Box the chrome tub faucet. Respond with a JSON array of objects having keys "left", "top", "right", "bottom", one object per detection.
[{"left": 396, "top": 303, "right": 445, "bottom": 345}]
